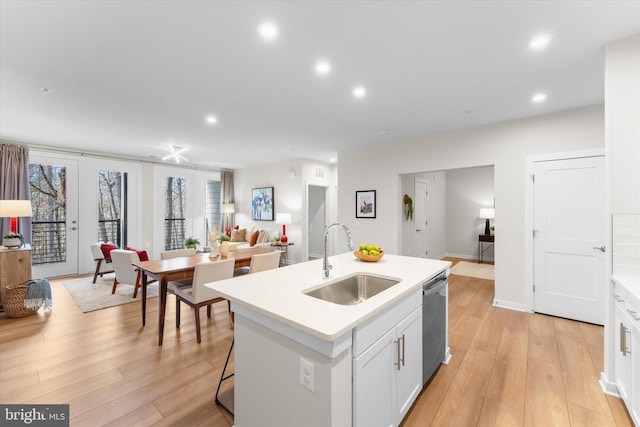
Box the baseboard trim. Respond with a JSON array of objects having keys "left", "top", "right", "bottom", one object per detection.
[
  {"left": 599, "top": 372, "right": 621, "bottom": 397},
  {"left": 443, "top": 252, "right": 494, "bottom": 262},
  {"left": 492, "top": 298, "right": 527, "bottom": 312}
]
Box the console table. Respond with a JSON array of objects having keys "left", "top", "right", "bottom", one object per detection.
[
  {"left": 478, "top": 234, "right": 494, "bottom": 264},
  {"left": 0, "top": 247, "right": 32, "bottom": 308}
]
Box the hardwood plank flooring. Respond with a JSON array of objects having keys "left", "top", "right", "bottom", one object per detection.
[{"left": 0, "top": 259, "right": 634, "bottom": 426}]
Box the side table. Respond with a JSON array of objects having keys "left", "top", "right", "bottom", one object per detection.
[
  {"left": 271, "top": 242, "right": 294, "bottom": 266},
  {"left": 478, "top": 234, "right": 494, "bottom": 264},
  {"left": 0, "top": 246, "right": 32, "bottom": 309}
]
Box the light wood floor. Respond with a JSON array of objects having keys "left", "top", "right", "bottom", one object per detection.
[{"left": 0, "top": 258, "right": 634, "bottom": 426}]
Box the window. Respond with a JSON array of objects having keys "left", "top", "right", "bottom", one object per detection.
[
  {"left": 29, "top": 163, "right": 67, "bottom": 265},
  {"left": 205, "top": 179, "right": 222, "bottom": 239},
  {"left": 98, "top": 170, "right": 125, "bottom": 246},
  {"left": 164, "top": 176, "right": 186, "bottom": 250}
]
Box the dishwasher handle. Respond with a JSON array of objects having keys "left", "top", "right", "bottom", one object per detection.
[{"left": 422, "top": 271, "right": 448, "bottom": 296}]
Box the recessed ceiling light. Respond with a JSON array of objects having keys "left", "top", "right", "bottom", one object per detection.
[
  {"left": 529, "top": 33, "right": 553, "bottom": 50},
  {"left": 531, "top": 93, "right": 547, "bottom": 103},
  {"left": 314, "top": 60, "right": 331, "bottom": 76},
  {"left": 330, "top": 157, "right": 336, "bottom": 163},
  {"left": 206, "top": 116, "right": 217, "bottom": 124},
  {"left": 353, "top": 86, "right": 366, "bottom": 99},
  {"left": 258, "top": 22, "right": 278, "bottom": 41},
  {"left": 40, "top": 87, "right": 50, "bottom": 93},
  {"left": 377, "top": 129, "right": 389, "bottom": 135}
]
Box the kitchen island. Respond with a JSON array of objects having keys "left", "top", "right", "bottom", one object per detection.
[{"left": 206, "top": 253, "right": 450, "bottom": 427}]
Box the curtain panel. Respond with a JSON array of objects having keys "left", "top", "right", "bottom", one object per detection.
[
  {"left": 0, "top": 144, "right": 31, "bottom": 243},
  {"left": 221, "top": 171, "right": 234, "bottom": 229}
]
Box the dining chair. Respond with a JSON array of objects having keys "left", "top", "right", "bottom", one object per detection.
[
  {"left": 110, "top": 249, "right": 145, "bottom": 297},
  {"left": 234, "top": 251, "right": 282, "bottom": 276},
  {"left": 90, "top": 241, "right": 114, "bottom": 283},
  {"left": 160, "top": 248, "right": 197, "bottom": 259},
  {"left": 173, "top": 258, "right": 235, "bottom": 343}
]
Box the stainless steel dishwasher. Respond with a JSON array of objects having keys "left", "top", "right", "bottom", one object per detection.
[{"left": 422, "top": 270, "right": 448, "bottom": 385}]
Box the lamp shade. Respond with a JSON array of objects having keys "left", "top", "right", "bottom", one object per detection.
[
  {"left": 275, "top": 213, "right": 292, "bottom": 225},
  {"left": 221, "top": 203, "right": 235, "bottom": 214},
  {"left": 479, "top": 208, "right": 495, "bottom": 219},
  {"left": 0, "top": 200, "right": 33, "bottom": 218}
]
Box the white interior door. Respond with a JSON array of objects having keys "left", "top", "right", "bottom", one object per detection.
[
  {"left": 29, "top": 154, "right": 79, "bottom": 278},
  {"left": 533, "top": 155, "right": 605, "bottom": 324},
  {"left": 414, "top": 178, "right": 428, "bottom": 258}
]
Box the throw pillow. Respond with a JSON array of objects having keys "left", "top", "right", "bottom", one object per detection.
[
  {"left": 249, "top": 230, "right": 259, "bottom": 247},
  {"left": 256, "top": 230, "right": 270, "bottom": 244},
  {"left": 125, "top": 246, "right": 149, "bottom": 262},
  {"left": 231, "top": 228, "right": 247, "bottom": 242},
  {"left": 100, "top": 243, "right": 118, "bottom": 260}
]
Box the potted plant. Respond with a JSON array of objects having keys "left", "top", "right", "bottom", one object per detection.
[
  {"left": 217, "top": 234, "right": 230, "bottom": 242},
  {"left": 184, "top": 236, "right": 200, "bottom": 249},
  {"left": 490, "top": 226, "right": 495, "bottom": 236},
  {"left": 3, "top": 232, "right": 23, "bottom": 248}
]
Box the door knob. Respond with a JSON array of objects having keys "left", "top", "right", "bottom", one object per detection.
[{"left": 593, "top": 246, "right": 605, "bottom": 252}]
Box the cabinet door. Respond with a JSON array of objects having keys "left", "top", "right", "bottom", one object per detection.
[
  {"left": 630, "top": 319, "right": 640, "bottom": 425},
  {"left": 395, "top": 307, "right": 423, "bottom": 423},
  {"left": 614, "top": 304, "right": 631, "bottom": 402},
  {"left": 354, "top": 327, "right": 396, "bottom": 427}
]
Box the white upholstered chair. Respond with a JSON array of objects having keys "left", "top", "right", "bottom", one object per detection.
[
  {"left": 90, "top": 241, "right": 114, "bottom": 283},
  {"left": 110, "top": 249, "right": 153, "bottom": 298},
  {"left": 161, "top": 248, "right": 196, "bottom": 259},
  {"left": 234, "top": 251, "right": 282, "bottom": 276},
  {"left": 174, "top": 258, "right": 235, "bottom": 343}
]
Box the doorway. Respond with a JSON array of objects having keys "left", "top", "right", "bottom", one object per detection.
[
  {"left": 29, "top": 154, "right": 79, "bottom": 278},
  {"left": 528, "top": 152, "right": 605, "bottom": 324},
  {"left": 308, "top": 185, "right": 327, "bottom": 259}
]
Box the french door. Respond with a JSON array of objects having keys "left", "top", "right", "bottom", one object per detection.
[{"left": 29, "top": 155, "right": 79, "bottom": 278}]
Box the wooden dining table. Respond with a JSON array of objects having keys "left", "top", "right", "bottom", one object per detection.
[{"left": 134, "top": 246, "right": 282, "bottom": 346}]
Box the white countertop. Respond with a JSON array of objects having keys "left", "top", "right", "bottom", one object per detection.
[
  {"left": 206, "top": 253, "right": 450, "bottom": 341},
  {"left": 612, "top": 275, "right": 640, "bottom": 307}
]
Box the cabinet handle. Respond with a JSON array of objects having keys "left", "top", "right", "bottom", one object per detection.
[
  {"left": 614, "top": 294, "right": 624, "bottom": 303},
  {"left": 401, "top": 334, "right": 406, "bottom": 367},
  {"left": 620, "top": 322, "right": 631, "bottom": 356},
  {"left": 395, "top": 339, "right": 401, "bottom": 371}
]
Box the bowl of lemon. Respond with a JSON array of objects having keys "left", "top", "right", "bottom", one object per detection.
[{"left": 354, "top": 243, "right": 384, "bottom": 262}]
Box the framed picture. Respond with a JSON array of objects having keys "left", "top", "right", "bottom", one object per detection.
[
  {"left": 356, "top": 190, "right": 376, "bottom": 218},
  {"left": 251, "top": 187, "right": 274, "bottom": 221}
]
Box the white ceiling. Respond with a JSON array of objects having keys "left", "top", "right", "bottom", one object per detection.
[{"left": 1, "top": 1, "right": 639, "bottom": 170}]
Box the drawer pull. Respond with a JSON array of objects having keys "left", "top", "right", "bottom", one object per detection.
[{"left": 627, "top": 310, "right": 640, "bottom": 321}]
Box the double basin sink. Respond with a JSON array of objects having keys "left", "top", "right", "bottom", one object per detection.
[{"left": 304, "top": 273, "right": 400, "bottom": 306}]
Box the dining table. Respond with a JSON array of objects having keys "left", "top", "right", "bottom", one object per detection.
[{"left": 134, "top": 246, "right": 283, "bottom": 346}]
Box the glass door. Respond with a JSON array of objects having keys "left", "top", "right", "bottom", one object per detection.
[{"left": 29, "top": 155, "right": 79, "bottom": 278}]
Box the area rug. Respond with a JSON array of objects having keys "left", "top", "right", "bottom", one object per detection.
[
  {"left": 450, "top": 261, "right": 495, "bottom": 280},
  {"left": 63, "top": 273, "right": 159, "bottom": 313}
]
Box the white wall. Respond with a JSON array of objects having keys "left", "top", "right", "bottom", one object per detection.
[
  {"left": 234, "top": 159, "right": 337, "bottom": 264},
  {"left": 445, "top": 166, "right": 494, "bottom": 260},
  {"left": 339, "top": 105, "right": 604, "bottom": 307},
  {"left": 603, "top": 34, "right": 640, "bottom": 389},
  {"left": 308, "top": 185, "right": 326, "bottom": 258}
]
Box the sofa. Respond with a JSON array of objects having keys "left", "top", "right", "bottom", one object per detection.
[{"left": 226, "top": 226, "right": 277, "bottom": 251}]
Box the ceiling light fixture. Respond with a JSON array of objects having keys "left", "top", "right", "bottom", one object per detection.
[
  {"left": 531, "top": 92, "right": 547, "bottom": 103},
  {"left": 529, "top": 33, "right": 553, "bottom": 50},
  {"left": 162, "top": 145, "right": 188, "bottom": 163},
  {"left": 353, "top": 86, "right": 366, "bottom": 99},
  {"left": 206, "top": 115, "right": 217, "bottom": 124},
  {"left": 40, "top": 87, "right": 50, "bottom": 93},
  {"left": 258, "top": 21, "right": 278, "bottom": 41},
  {"left": 314, "top": 60, "right": 331, "bottom": 76}
]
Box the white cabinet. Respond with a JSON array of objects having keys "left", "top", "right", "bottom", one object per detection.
[
  {"left": 613, "top": 281, "right": 640, "bottom": 426},
  {"left": 353, "top": 290, "right": 423, "bottom": 427}
]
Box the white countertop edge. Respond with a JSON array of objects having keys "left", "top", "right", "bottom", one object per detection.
[
  {"left": 207, "top": 253, "right": 450, "bottom": 342},
  {"left": 233, "top": 304, "right": 353, "bottom": 358}
]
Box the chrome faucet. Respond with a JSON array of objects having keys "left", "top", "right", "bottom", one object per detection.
[{"left": 323, "top": 223, "right": 354, "bottom": 278}]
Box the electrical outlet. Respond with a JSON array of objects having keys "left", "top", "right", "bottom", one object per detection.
[{"left": 299, "top": 357, "right": 315, "bottom": 392}]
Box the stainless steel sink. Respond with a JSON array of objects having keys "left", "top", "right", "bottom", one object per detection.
[{"left": 304, "top": 274, "right": 400, "bottom": 305}]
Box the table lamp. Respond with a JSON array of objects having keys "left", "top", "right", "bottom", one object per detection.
[
  {"left": 276, "top": 212, "right": 292, "bottom": 243},
  {"left": 479, "top": 208, "right": 495, "bottom": 236},
  {"left": 0, "top": 199, "right": 33, "bottom": 234}
]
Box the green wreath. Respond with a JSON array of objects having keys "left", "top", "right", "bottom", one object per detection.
[{"left": 403, "top": 194, "right": 413, "bottom": 221}]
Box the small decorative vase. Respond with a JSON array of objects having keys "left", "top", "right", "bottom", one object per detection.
[{"left": 220, "top": 241, "right": 229, "bottom": 257}]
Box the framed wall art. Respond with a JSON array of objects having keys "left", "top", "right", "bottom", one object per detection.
[
  {"left": 356, "top": 190, "right": 376, "bottom": 218},
  {"left": 251, "top": 187, "right": 274, "bottom": 221}
]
